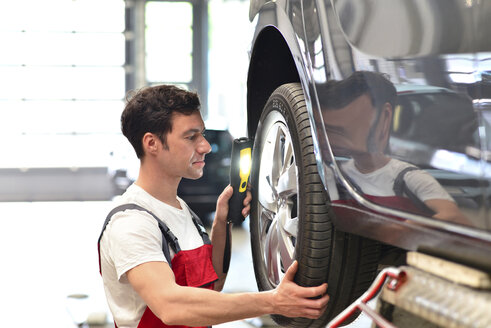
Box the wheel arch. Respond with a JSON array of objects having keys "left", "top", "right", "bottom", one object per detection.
[{"left": 246, "top": 26, "right": 301, "bottom": 138}]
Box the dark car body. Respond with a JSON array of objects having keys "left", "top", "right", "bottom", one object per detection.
[{"left": 246, "top": 0, "right": 491, "bottom": 326}]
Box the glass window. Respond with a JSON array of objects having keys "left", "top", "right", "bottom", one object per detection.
[
  {"left": 0, "top": 0, "right": 124, "bottom": 32},
  {"left": 145, "top": 1, "right": 193, "bottom": 83},
  {"left": 0, "top": 32, "right": 125, "bottom": 66},
  {"left": 0, "top": 0, "right": 125, "bottom": 168},
  {"left": 207, "top": 0, "right": 253, "bottom": 136},
  {"left": 0, "top": 67, "right": 124, "bottom": 100},
  {"left": 0, "top": 0, "right": 125, "bottom": 134},
  {"left": 0, "top": 100, "right": 122, "bottom": 134}
]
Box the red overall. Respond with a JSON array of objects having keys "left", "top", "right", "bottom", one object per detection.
[
  {"left": 136, "top": 243, "right": 218, "bottom": 328},
  {"left": 333, "top": 195, "right": 434, "bottom": 218},
  {"left": 98, "top": 204, "right": 219, "bottom": 328}
]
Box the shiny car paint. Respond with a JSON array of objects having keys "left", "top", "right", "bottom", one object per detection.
[{"left": 247, "top": 0, "right": 491, "bottom": 271}]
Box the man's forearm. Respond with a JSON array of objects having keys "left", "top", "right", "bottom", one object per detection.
[
  {"left": 426, "top": 199, "right": 472, "bottom": 226},
  {"left": 155, "top": 285, "right": 274, "bottom": 326},
  {"left": 210, "top": 217, "right": 230, "bottom": 290},
  {"left": 128, "top": 260, "right": 329, "bottom": 327}
]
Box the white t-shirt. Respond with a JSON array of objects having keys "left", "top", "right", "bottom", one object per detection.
[
  {"left": 99, "top": 184, "right": 204, "bottom": 328},
  {"left": 340, "top": 158, "right": 454, "bottom": 202}
]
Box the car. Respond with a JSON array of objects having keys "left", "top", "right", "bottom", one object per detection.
[{"left": 246, "top": 0, "right": 491, "bottom": 326}]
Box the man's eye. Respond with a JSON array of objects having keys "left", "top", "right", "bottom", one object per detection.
[{"left": 186, "top": 132, "right": 205, "bottom": 141}]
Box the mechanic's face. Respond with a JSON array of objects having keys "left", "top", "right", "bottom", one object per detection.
[
  {"left": 323, "top": 94, "right": 377, "bottom": 157},
  {"left": 159, "top": 111, "right": 211, "bottom": 180}
]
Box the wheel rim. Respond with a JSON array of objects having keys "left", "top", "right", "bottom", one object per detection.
[{"left": 256, "top": 113, "right": 299, "bottom": 287}]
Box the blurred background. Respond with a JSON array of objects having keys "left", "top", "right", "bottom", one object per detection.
[{"left": 0, "top": 0, "right": 261, "bottom": 327}]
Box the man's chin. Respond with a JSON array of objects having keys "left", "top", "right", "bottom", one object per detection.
[
  {"left": 332, "top": 146, "right": 369, "bottom": 158},
  {"left": 183, "top": 170, "right": 204, "bottom": 180}
]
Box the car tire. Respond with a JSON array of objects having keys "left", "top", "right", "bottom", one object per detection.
[{"left": 250, "top": 83, "right": 381, "bottom": 327}]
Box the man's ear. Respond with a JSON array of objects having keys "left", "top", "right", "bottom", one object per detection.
[
  {"left": 141, "top": 132, "right": 160, "bottom": 156},
  {"left": 378, "top": 103, "right": 393, "bottom": 147}
]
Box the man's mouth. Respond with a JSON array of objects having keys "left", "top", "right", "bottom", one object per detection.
[{"left": 193, "top": 159, "right": 206, "bottom": 167}]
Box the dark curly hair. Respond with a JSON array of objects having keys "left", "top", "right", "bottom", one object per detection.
[
  {"left": 319, "top": 71, "right": 397, "bottom": 153},
  {"left": 121, "top": 84, "right": 201, "bottom": 158},
  {"left": 319, "top": 71, "right": 397, "bottom": 111}
]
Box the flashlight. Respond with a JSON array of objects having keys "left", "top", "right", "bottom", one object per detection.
[
  {"left": 228, "top": 137, "right": 253, "bottom": 225},
  {"left": 223, "top": 137, "right": 252, "bottom": 273}
]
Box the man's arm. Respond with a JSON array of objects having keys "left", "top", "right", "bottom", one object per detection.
[
  {"left": 209, "top": 185, "right": 251, "bottom": 290},
  {"left": 126, "top": 259, "right": 328, "bottom": 327},
  {"left": 404, "top": 169, "right": 472, "bottom": 226},
  {"left": 424, "top": 199, "right": 472, "bottom": 226}
]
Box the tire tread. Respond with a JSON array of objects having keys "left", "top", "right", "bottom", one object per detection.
[{"left": 250, "top": 83, "right": 380, "bottom": 327}]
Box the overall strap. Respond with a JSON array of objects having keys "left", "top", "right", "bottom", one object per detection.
[
  {"left": 185, "top": 204, "right": 211, "bottom": 245},
  {"left": 393, "top": 167, "right": 436, "bottom": 216},
  {"left": 393, "top": 166, "right": 419, "bottom": 197},
  {"left": 98, "top": 204, "right": 180, "bottom": 269}
]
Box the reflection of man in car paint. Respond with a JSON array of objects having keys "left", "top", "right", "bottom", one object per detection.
[{"left": 319, "top": 71, "right": 469, "bottom": 225}]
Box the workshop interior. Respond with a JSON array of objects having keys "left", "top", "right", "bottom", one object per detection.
[
  {"left": 2, "top": 0, "right": 491, "bottom": 327},
  {"left": 0, "top": 1, "right": 253, "bottom": 327}
]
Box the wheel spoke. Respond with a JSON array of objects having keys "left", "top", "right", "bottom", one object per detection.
[
  {"left": 277, "top": 206, "right": 296, "bottom": 271},
  {"left": 271, "top": 125, "right": 286, "bottom": 184},
  {"left": 257, "top": 175, "right": 277, "bottom": 213},
  {"left": 259, "top": 207, "right": 275, "bottom": 242},
  {"left": 258, "top": 125, "right": 281, "bottom": 213},
  {"left": 276, "top": 161, "right": 297, "bottom": 198},
  {"left": 265, "top": 217, "right": 281, "bottom": 284},
  {"left": 283, "top": 215, "right": 298, "bottom": 238},
  {"left": 281, "top": 134, "right": 294, "bottom": 175}
]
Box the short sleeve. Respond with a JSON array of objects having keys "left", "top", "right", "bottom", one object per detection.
[
  {"left": 405, "top": 170, "right": 454, "bottom": 203},
  {"left": 107, "top": 210, "right": 167, "bottom": 281}
]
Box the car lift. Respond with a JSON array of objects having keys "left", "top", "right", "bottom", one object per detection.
[{"left": 326, "top": 252, "right": 491, "bottom": 328}]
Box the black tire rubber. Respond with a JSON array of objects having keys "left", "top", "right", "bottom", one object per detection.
[{"left": 250, "top": 83, "right": 381, "bottom": 327}]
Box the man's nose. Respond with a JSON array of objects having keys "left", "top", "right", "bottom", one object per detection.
[{"left": 198, "top": 136, "right": 212, "bottom": 154}]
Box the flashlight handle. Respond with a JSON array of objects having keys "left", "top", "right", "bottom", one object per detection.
[
  {"left": 228, "top": 138, "right": 252, "bottom": 225},
  {"left": 223, "top": 137, "right": 252, "bottom": 274},
  {"left": 228, "top": 189, "right": 246, "bottom": 224}
]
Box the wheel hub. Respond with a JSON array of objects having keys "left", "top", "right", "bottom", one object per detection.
[{"left": 257, "top": 118, "right": 300, "bottom": 286}]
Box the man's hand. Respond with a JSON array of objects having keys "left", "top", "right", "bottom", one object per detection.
[
  {"left": 271, "top": 261, "right": 329, "bottom": 319},
  {"left": 215, "top": 185, "right": 252, "bottom": 224}
]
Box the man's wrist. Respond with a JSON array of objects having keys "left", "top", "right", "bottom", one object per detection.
[
  {"left": 259, "top": 290, "right": 276, "bottom": 315},
  {"left": 212, "top": 218, "right": 228, "bottom": 231},
  {"left": 213, "top": 213, "right": 229, "bottom": 225}
]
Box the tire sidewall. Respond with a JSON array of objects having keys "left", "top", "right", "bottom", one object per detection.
[{"left": 250, "top": 83, "right": 332, "bottom": 327}]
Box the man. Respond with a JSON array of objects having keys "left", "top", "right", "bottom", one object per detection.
[
  {"left": 320, "top": 71, "right": 469, "bottom": 225},
  {"left": 98, "top": 85, "right": 329, "bottom": 328}
]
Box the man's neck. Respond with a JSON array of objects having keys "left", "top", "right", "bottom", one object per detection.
[
  {"left": 135, "top": 165, "right": 182, "bottom": 209},
  {"left": 352, "top": 153, "right": 391, "bottom": 174}
]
